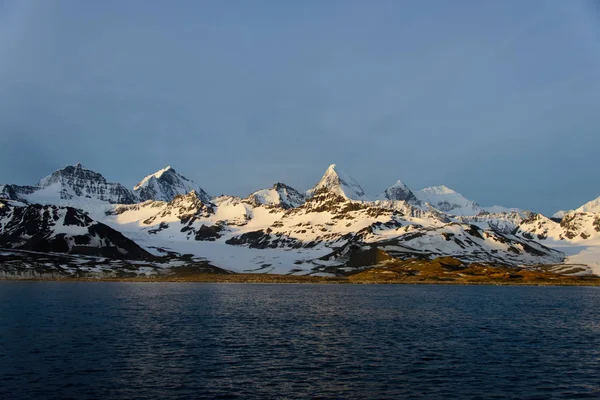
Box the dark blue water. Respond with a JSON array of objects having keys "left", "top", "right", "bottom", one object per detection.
[{"left": 1, "top": 283, "right": 600, "bottom": 399}]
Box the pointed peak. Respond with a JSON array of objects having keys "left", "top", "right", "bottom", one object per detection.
[
  {"left": 134, "top": 166, "right": 177, "bottom": 190},
  {"left": 74, "top": 162, "right": 84, "bottom": 169},
  {"left": 308, "top": 164, "right": 367, "bottom": 201},
  {"left": 323, "top": 164, "right": 342, "bottom": 177},
  {"left": 134, "top": 166, "right": 210, "bottom": 203},
  {"left": 378, "top": 179, "right": 418, "bottom": 202},
  {"left": 392, "top": 180, "right": 409, "bottom": 188}
]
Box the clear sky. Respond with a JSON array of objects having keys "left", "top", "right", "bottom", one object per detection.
[{"left": 0, "top": 0, "right": 599, "bottom": 214}]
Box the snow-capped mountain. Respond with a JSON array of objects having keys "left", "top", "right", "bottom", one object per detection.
[
  {"left": 416, "top": 185, "right": 482, "bottom": 216},
  {"left": 457, "top": 211, "right": 529, "bottom": 234},
  {"left": 36, "top": 163, "right": 136, "bottom": 204},
  {"left": 575, "top": 195, "right": 600, "bottom": 214},
  {"left": 1, "top": 164, "right": 136, "bottom": 206},
  {"left": 306, "top": 164, "right": 368, "bottom": 201},
  {"left": 133, "top": 166, "right": 211, "bottom": 203},
  {"left": 4, "top": 161, "right": 599, "bottom": 277},
  {"left": 516, "top": 211, "right": 600, "bottom": 242},
  {"left": 0, "top": 200, "right": 151, "bottom": 259},
  {"left": 378, "top": 180, "right": 419, "bottom": 203},
  {"left": 513, "top": 210, "right": 600, "bottom": 275},
  {"left": 104, "top": 180, "right": 562, "bottom": 270},
  {"left": 246, "top": 183, "right": 305, "bottom": 209},
  {"left": 0, "top": 184, "right": 37, "bottom": 201},
  {"left": 320, "top": 222, "right": 564, "bottom": 267}
]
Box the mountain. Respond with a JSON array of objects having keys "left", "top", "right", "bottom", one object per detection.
[
  {"left": 107, "top": 177, "right": 562, "bottom": 270},
  {"left": 0, "top": 199, "right": 151, "bottom": 259},
  {"left": 0, "top": 184, "right": 37, "bottom": 201},
  {"left": 306, "top": 164, "right": 368, "bottom": 201},
  {"left": 315, "top": 222, "right": 564, "bottom": 270},
  {"left": 377, "top": 180, "right": 419, "bottom": 203},
  {"left": 575, "top": 195, "right": 600, "bottom": 214},
  {"left": 457, "top": 211, "right": 529, "bottom": 234},
  {"left": 1, "top": 161, "right": 595, "bottom": 278},
  {"left": 416, "top": 185, "right": 482, "bottom": 216},
  {"left": 246, "top": 183, "right": 305, "bottom": 209},
  {"left": 133, "top": 166, "right": 211, "bottom": 203},
  {"left": 549, "top": 195, "right": 600, "bottom": 221},
  {"left": 37, "top": 163, "right": 136, "bottom": 204},
  {"left": 0, "top": 164, "right": 136, "bottom": 206},
  {"left": 516, "top": 211, "right": 600, "bottom": 242}
]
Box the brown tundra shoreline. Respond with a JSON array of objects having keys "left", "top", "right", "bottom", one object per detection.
[{"left": 2, "top": 256, "right": 599, "bottom": 286}]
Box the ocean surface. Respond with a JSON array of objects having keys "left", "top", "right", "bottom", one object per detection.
[{"left": 1, "top": 283, "right": 599, "bottom": 399}]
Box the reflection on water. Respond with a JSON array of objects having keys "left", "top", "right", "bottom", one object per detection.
[{"left": 1, "top": 283, "right": 600, "bottom": 399}]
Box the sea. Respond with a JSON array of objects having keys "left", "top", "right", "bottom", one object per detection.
[{"left": 1, "top": 283, "right": 599, "bottom": 399}]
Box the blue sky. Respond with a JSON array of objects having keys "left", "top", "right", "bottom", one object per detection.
[{"left": 0, "top": 0, "right": 599, "bottom": 214}]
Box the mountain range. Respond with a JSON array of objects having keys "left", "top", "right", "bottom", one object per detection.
[{"left": 1, "top": 163, "right": 599, "bottom": 278}]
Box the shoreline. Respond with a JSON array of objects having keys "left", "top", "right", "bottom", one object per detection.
[{"left": 2, "top": 273, "right": 600, "bottom": 286}]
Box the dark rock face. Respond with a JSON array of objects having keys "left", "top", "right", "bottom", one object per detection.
[
  {"left": 38, "top": 163, "right": 136, "bottom": 204},
  {"left": 560, "top": 213, "right": 591, "bottom": 240},
  {"left": 0, "top": 201, "right": 152, "bottom": 260},
  {"left": 194, "top": 225, "right": 222, "bottom": 241}
]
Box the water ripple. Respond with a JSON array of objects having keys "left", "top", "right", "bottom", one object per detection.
[{"left": 0, "top": 283, "right": 599, "bottom": 399}]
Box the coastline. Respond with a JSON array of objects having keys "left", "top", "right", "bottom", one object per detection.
[{"left": 2, "top": 273, "right": 600, "bottom": 286}]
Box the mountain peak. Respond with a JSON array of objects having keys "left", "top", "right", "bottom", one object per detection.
[
  {"left": 575, "top": 195, "right": 600, "bottom": 214},
  {"left": 34, "top": 164, "right": 135, "bottom": 204},
  {"left": 39, "top": 164, "right": 107, "bottom": 187},
  {"left": 378, "top": 180, "right": 418, "bottom": 203},
  {"left": 135, "top": 166, "right": 175, "bottom": 189},
  {"left": 247, "top": 183, "right": 305, "bottom": 209},
  {"left": 134, "top": 167, "right": 210, "bottom": 203},
  {"left": 306, "top": 164, "right": 367, "bottom": 201}
]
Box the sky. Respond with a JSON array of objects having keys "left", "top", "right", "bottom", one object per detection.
[{"left": 0, "top": 0, "right": 599, "bottom": 214}]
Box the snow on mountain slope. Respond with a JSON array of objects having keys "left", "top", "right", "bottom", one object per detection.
[
  {"left": 306, "top": 164, "right": 368, "bottom": 201},
  {"left": 245, "top": 183, "right": 305, "bottom": 209},
  {"left": 1, "top": 164, "right": 136, "bottom": 210},
  {"left": 516, "top": 212, "right": 600, "bottom": 242},
  {"left": 0, "top": 184, "right": 37, "bottom": 201},
  {"left": 359, "top": 223, "right": 564, "bottom": 266},
  {"left": 513, "top": 211, "right": 600, "bottom": 275},
  {"left": 0, "top": 161, "right": 585, "bottom": 275},
  {"left": 548, "top": 195, "right": 600, "bottom": 220},
  {"left": 102, "top": 184, "right": 564, "bottom": 271},
  {"left": 456, "top": 211, "right": 529, "bottom": 234},
  {"left": 575, "top": 195, "right": 600, "bottom": 214},
  {"left": 416, "top": 185, "right": 482, "bottom": 216},
  {"left": 0, "top": 200, "right": 151, "bottom": 259},
  {"left": 482, "top": 205, "right": 522, "bottom": 214},
  {"left": 553, "top": 210, "right": 567, "bottom": 219},
  {"left": 377, "top": 180, "right": 419, "bottom": 203},
  {"left": 134, "top": 166, "right": 211, "bottom": 203},
  {"left": 35, "top": 163, "right": 136, "bottom": 204}
]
